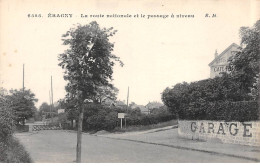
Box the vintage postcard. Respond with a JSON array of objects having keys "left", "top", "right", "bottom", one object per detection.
[{"left": 0, "top": 0, "right": 259, "bottom": 163}]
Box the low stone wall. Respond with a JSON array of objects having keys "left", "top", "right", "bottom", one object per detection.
[
  {"left": 28, "top": 124, "right": 62, "bottom": 131},
  {"left": 178, "top": 120, "right": 260, "bottom": 147}
]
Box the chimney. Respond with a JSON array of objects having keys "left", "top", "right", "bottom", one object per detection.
[{"left": 215, "top": 50, "right": 218, "bottom": 58}]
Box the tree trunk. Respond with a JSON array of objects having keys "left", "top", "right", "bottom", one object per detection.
[{"left": 76, "top": 106, "right": 84, "bottom": 163}]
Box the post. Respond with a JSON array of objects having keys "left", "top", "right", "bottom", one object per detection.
[
  {"left": 51, "top": 76, "right": 54, "bottom": 106},
  {"left": 49, "top": 90, "right": 53, "bottom": 123},
  {"left": 126, "top": 87, "right": 129, "bottom": 112},
  {"left": 120, "top": 118, "right": 122, "bottom": 129},
  {"left": 76, "top": 106, "right": 84, "bottom": 163},
  {"left": 51, "top": 76, "right": 54, "bottom": 123},
  {"left": 23, "top": 64, "right": 24, "bottom": 92},
  {"left": 49, "top": 91, "right": 52, "bottom": 112},
  {"left": 125, "top": 87, "right": 129, "bottom": 128}
]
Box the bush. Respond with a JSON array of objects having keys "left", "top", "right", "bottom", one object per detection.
[
  {"left": 180, "top": 101, "right": 259, "bottom": 122},
  {"left": 162, "top": 73, "right": 259, "bottom": 121},
  {"left": 0, "top": 98, "right": 14, "bottom": 142},
  {"left": 0, "top": 89, "right": 32, "bottom": 162},
  {"left": 82, "top": 105, "right": 119, "bottom": 131},
  {"left": 0, "top": 137, "right": 32, "bottom": 163},
  {"left": 80, "top": 104, "right": 175, "bottom": 131},
  {"left": 15, "top": 124, "right": 29, "bottom": 133}
]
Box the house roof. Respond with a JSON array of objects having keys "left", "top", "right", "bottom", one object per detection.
[{"left": 208, "top": 43, "right": 240, "bottom": 66}]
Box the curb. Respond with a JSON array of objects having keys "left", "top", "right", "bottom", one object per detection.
[
  {"left": 146, "top": 125, "right": 178, "bottom": 134},
  {"left": 97, "top": 135, "right": 259, "bottom": 162}
]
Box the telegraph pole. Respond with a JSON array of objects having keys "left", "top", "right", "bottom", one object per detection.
[
  {"left": 23, "top": 64, "right": 25, "bottom": 92},
  {"left": 49, "top": 90, "right": 52, "bottom": 119},
  {"left": 126, "top": 86, "right": 129, "bottom": 112},
  {"left": 51, "top": 76, "right": 54, "bottom": 123},
  {"left": 51, "top": 76, "right": 54, "bottom": 106},
  {"left": 125, "top": 86, "right": 129, "bottom": 128}
]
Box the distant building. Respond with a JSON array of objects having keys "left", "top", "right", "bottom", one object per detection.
[
  {"left": 145, "top": 101, "right": 163, "bottom": 109},
  {"left": 132, "top": 105, "right": 149, "bottom": 114},
  {"left": 102, "top": 99, "right": 126, "bottom": 108},
  {"left": 208, "top": 43, "right": 240, "bottom": 78}
]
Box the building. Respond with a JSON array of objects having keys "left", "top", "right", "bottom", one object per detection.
[{"left": 208, "top": 43, "right": 240, "bottom": 78}]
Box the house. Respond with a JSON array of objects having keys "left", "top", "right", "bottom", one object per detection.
[{"left": 208, "top": 43, "right": 240, "bottom": 78}]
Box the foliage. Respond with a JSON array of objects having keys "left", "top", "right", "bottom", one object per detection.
[
  {"left": 93, "top": 86, "right": 119, "bottom": 104},
  {"left": 80, "top": 104, "right": 175, "bottom": 131},
  {"left": 127, "top": 106, "right": 175, "bottom": 126},
  {"left": 162, "top": 76, "right": 248, "bottom": 117},
  {"left": 228, "top": 20, "right": 260, "bottom": 99},
  {"left": 145, "top": 101, "right": 164, "bottom": 109},
  {"left": 185, "top": 101, "right": 258, "bottom": 122},
  {"left": 0, "top": 88, "right": 32, "bottom": 162},
  {"left": 59, "top": 98, "right": 79, "bottom": 121},
  {"left": 6, "top": 89, "right": 38, "bottom": 124},
  {"left": 39, "top": 102, "right": 51, "bottom": 118},
  {"left": 0, "top": 88, "right": 14, "bottom": 141},
  {"left": 33, "top": 111, "right": 42, "bottom": 121},
  {"left": 59, "top": 21, "right": 123, "bottom": 109},
  {"left": 82, "top": 104, "right": 117, "bottom": 131},
  {"left": 162, "top": 77, "right": 259, "bottom": 121},
  {"left": 0, "top": 137, "right": 32, "bottom": 163}
]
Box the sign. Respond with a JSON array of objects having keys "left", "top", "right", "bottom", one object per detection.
[
  {"left": 190, "top": 121, "right": 252, "bottom": 137},
  {"left": 118, "top": 113, "right": 125, "bottom": 119},
  {"left": 58, "top": 109, "right": 65, "bottom": 114}
]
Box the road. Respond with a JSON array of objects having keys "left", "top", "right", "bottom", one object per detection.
[{"left": 14, "top": 129, "right": 253, "bottom": 163}]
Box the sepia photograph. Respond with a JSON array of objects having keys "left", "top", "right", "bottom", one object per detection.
[{"left": 0, "top": 0, "right": 260, "bottom": 163}]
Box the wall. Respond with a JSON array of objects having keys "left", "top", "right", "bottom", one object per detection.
[
  {"left": 178, "top": 120, "right": 260, "bottom": 147},
  {"left": 28, "top": 124, "right": 61, "bottom": 132}
]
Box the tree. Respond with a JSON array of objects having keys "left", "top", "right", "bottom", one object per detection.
[
  {"left": 145, "top": 101, "right": 164, "bottom": 110},
  {"left": 0, "top": 88, "right": 14, "bottom": 141},
  {"left": 93, "top": 85, "right": 119, "bottom": 104},
  {"left": 228, "top": 20, "right": 260, "bottom": 100},
  {"left": 6, "top": 89, "right": 38, "bottom": 125},
  {"left": 39, "top": 102, "right": 51, "bottom": 118},
  {"left": 58, "top": 21, "right": 123, "bottom": 162},
  {"left": 161, "top": 76, "right": 249, "bottom": 119}
]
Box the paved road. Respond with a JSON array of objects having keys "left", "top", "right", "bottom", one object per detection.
[{"left": 15, "top": 130, "right": 251, "bottom": 163}]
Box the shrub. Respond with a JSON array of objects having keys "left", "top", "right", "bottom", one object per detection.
[
  {"left": 0, "top": 89, "right": 32, "bottom": 162},
  {"left": 0, "top": 137, "right": 32, "bottom": 163},
  {"left": 180, "top": 100, "right": 259, "bottom": 122},
  {"left": 80, "top": 104, "right": 175, "bottom": 131},
  {"left": 162, "top": 72, "right": 259, "bottom": 121},
  {"left": 0, "top": 98, "right": 14, "bottom": 142}
]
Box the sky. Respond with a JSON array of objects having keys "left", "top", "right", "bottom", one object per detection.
[{"left": 0, "top": 0, "right": 259, "bottom": 108}]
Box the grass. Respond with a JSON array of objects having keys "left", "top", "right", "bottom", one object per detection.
[
  {"left": 0, "top": 136, "right": 32, "bottom": 163},
  {"left": 113, "top": 119, "right": 178, "bottom": 133}
]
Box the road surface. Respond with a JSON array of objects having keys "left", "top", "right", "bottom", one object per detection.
[{"left": 14, "top": 130, "right": 252, "bottom": 163}]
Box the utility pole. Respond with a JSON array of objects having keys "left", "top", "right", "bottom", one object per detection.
[
  {"left": 49, "top": 90, "right": 52, "bottom": 121},
  {"left": 125, "top": 86, "right": 129, "bottom": 128},
  {"left": 23, "top": 64, "right": 24, "bottom": 92},
  {"left": 51, "top": 76, "right": 54, "bottom": 123},
  {"left": 126, "top": 86, "right": 129, "bottom": 112}
]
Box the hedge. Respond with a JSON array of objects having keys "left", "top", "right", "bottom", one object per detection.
[
  {"left": 179, "top": 101, "right": 259, "bottom": 122},
  {"left": 0, "top": 137, "right": 32, "bottom": 163},
  {"left": 80, "top": 105, "right": 175, "bottom": 131}
]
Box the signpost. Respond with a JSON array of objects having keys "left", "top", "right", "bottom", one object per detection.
[{"left": 118, "top": 113, "right": 125, "bottom": 129}]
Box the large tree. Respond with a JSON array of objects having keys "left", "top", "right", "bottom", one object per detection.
[
  {"left": 6, "top": 89, "right": 38, "bottom": 125},
  {"left": 58, "top": 21, "right": 123, "bottom": 162},
  {"left": 228, "top": 20, "right": 260, "bottom": 100}
]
